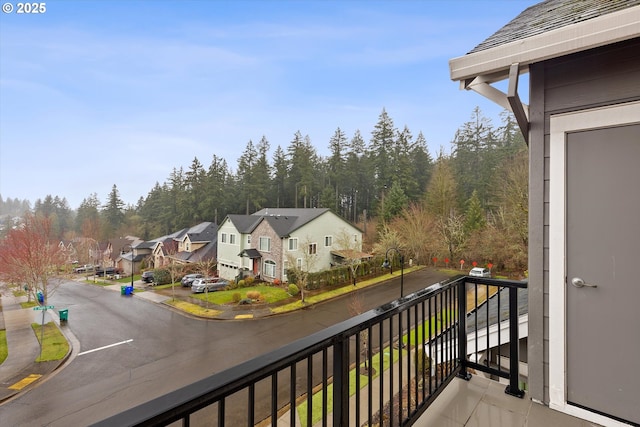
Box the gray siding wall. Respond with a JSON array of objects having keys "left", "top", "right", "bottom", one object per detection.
[{"left": 528, "top": 37, "right": 640, "bottom": 404}]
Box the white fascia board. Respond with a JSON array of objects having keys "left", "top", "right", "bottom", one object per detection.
[{"left": 449, "top": 6, "right": 640, "bottom": 82}]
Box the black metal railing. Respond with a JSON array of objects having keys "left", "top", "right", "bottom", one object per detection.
[{"left": 92, "top": 275, "right": 527, "bottom": 427}]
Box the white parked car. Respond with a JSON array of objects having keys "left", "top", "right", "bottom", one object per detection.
[{"left": 469, "top": 267, "right": 491, "bottom": 278}]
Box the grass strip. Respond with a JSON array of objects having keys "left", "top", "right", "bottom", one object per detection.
[
  {"left": 0, "top": 330, "right": 7, "bottom": 364},
  {"left": 297, "top": 347, "right": 400, "bottom": 426},
  {"left": 20, "top": 301, "right": 39, "bottom": 309},
  {"left": 31, "top": 322, "right": 69, "bottom": 362},
  {"left": 164, "top": 299, "right": 223, "bottom": 317}
]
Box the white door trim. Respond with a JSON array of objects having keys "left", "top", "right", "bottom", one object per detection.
[{"left": 548, "top": 101, "right": 640, "bottom": 427}]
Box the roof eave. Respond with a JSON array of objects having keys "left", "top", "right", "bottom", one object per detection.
[{"left": 449, "top": 6, "right": 640, "bottom": 83}]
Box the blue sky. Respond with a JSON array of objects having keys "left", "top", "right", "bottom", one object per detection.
[{"left": 0, "top": 0, "right": 537, "bottom": 209}]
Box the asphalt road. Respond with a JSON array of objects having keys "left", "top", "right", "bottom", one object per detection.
[{"left": 0, "top": 268, "right": 448, "bottom": 426}]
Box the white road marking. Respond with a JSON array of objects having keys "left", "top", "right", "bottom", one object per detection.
[{"left": 78, "top": 339, "right": 133, "bottom": 356}]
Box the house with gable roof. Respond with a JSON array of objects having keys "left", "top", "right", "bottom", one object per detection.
[
  {"left": 217, "top": 208, "right": 364, "bottom": 283},
  {"left": 152, "top": 222, "right": 218, "bottom": 267}
]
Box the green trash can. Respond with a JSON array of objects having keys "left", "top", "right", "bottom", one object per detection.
[
  {"left": 59, "top": 309, "right": 68, "bottom": 322},
  {"left": 121, "top": 285, "right": 127, "bottom": 295}
]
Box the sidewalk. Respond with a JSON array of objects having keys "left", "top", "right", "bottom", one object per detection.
[{"left": 0, "top": 288, "right": 65, "bottom": 403}]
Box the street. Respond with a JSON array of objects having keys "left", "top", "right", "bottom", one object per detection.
[{"left": 0, "top": 268, "right": 448, "bottom": 426}]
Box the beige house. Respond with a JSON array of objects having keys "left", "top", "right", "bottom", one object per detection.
[{"left": 217, "top": 208, "right": 363, "bottom": 284}]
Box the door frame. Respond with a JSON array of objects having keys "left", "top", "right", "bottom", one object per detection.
[{"left": 548, "top": 101, "right": 640, "bottom": 426}]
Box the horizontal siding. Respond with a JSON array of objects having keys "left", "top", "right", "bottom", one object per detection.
[{"left": 532, "top": 37, "right": 640, "bottom": 405}]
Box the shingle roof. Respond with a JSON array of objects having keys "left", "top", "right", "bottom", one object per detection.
[
  {"left": 185, "top": 222, "right": 217, "bottom": 242},
  {"left": 469, "top": 0, "right": 640, "bottom": 54}
]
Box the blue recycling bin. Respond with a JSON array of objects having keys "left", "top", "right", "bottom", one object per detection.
[
  {"left": 37, "top": 291, "right": 44, "bottom": 303},
  {"left": 124, "top": 285, "right": 134, "bottom": 296}
]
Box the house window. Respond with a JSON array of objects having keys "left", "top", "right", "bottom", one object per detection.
[
  {"left": 221, "top": 233, "right": 227, "bottom": 243},
  {"left": 259, "top": 237, "right": 271, "bottom": 252},
  {"left": 288, "top": 237, "right": 298, "bottom": 251},
  {"left": 296, "top": 258, "right": 302, "bottom": 269},
  {"left": 230, "top": 234, "right": 236, "bottom": 244},
  {"left": 247, "top": 235, "right": 251, "bottom": 244},
  {"left": 324, "top": 236, "right": 332, "bottom": 247},
  {"left": 308, "top": 243, "right": 317, "bottom": 255},
  {"left": 264, "top": 260, "right": 276, "bottom": 278},
  {"left": 186, "top": 243, "right": 190, "bottom": 251}
]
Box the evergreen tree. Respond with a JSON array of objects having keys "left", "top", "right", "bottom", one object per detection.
[
  {"left": 327, "top": 127, "right": 348, "bottom": 214},
  {"left": 271, "top": 146, "right": 289, "bottom": 208},
  {"left": 451, "top": 107, "right": 496, "bottom": 206},
  {"left": 369, "top": 108, "right": 397, "bottom": 192},
  {"left": 102, "top": 185, "right": 125, "bottom": 237},
  {"left": 464, "top": 189, "right": 486, "bottom": 233},
  {"left": 76, "top": 193, "right": 101, "bottom": 238},
  {"left": 184, "top": 157, "right": 207, "bottom": 223},
  {"left": 205, "top": 155, "right": 232, "bottom": 223},
  {"left": 411, "top": 132, "right": 433, "bottom": 195}
]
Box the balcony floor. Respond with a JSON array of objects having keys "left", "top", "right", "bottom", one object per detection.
[{"left": 415, "top": 375, "right": 603, "bottom": 427}]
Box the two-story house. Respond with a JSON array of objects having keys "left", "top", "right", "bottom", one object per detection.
[
  {"left": 152, "top": 222, "right": 218, "bottom": 267},
  {"left": 217, "top": 208, "right": 363, "bottom": 284}
]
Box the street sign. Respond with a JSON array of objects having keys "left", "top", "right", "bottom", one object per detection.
[{"left": 33, "top": 305, "right": 54, "bottom": 311}]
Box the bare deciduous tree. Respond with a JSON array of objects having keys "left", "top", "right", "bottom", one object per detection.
[{"left": 285, "top": 235, "right": 318, "bottom": 304}]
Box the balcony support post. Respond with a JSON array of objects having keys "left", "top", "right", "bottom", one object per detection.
[
  {"left": 505, "top": 287, "right": 525, "bottom": 398},
  {"left": 457, "top": 279, "right": 471, "bottom": 381},
  {"left": 333, "top": 337, "right": 350, "bottom": 426}
]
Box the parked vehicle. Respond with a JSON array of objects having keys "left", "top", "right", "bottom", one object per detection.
[
  {"left": 95, "top": 267, "right": 122, "bottom": 277},
  {"left": 74, "top": 264, "right": 95, "bottom": 273},
  {"left": 191, "top": 277, "right": 228, "bottom": 293},
  {"left": 469, "top": 267, "right": 491, "bottom": 278},
  {"left": 181, "top": 273, "right": 204, "bottom": 287},
  {"left": 141, "top": 271, "right": 154, "bottom": 283}
]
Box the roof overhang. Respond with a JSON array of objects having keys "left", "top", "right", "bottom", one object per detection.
[
  {"left": 449, "top": 5, "right": 640, "bottom": 145},
  {"left": 449, "top": 6, "right": 640, "bottom": 83},
  {"left": 239, "top": 248, "right": 261, "bottom": 259}
]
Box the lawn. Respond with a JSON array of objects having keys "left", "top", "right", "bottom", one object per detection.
[
  {"left": 31, "top": 322, "right": 69, "bottom": 362},
  {"left": 190, "top": 285, "right": 291, "bottom": 305}
]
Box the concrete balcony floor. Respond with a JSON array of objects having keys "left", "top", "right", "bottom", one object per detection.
[{"left": 415, "top": 375, "right": 603, "bottom": 427}]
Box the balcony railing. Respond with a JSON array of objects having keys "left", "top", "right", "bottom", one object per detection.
[{"left": 92, "top": 275, "right": 527, "bottom": 427}]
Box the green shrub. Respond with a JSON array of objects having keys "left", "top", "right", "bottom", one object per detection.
[
  {"left": 237, "top": 279, "right": 246, "bottom": 288},
  {"left": 246, "top": 290, "right": 261, "bottom": 300},
  {"left": 153, "top": 269, "right": 172, "bottom": 285},
  {"left": 232, "top": 292, "right": 242, "bottom": 303},
  {"left": 288, "top": 284, "right": 299, "bottom": 296},
  {"left": 244, "top": 276, "right": 255, "bottom": 286}
]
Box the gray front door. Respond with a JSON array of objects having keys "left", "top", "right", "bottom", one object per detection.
[{"left": 566, "top": 124, "right": 640, "bottom": 424}]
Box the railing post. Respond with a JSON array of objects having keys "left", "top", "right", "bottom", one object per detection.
[
  {"left": 505, "top": 287, "right": 525, "bottom": 398},
  {"left": 457, "top": 279, "right": 471, "bottom": 381},
  {"left": 333, "top": 336, "right": 349, "bottom": 426}
]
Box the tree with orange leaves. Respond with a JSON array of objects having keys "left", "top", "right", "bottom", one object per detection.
[{"left": 0, "top": 214, "right": 67, "bottom": 303}]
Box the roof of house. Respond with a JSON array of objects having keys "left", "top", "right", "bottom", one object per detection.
[
  {"left": 449, "top": 0, "right": 640, "bottom": 82},
  {"left": 466, "top": 287, "right": 528, "bottom": 332},
  {"left": 226, "top": 208, "right": 335, "bottom": 237},
  {"left": 184, "top": 222, "right": 217, "bottom": 242}
]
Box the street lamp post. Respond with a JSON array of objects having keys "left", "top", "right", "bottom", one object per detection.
[{"left": 382, "top": 247, "right": 405, "bottom": 298}]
